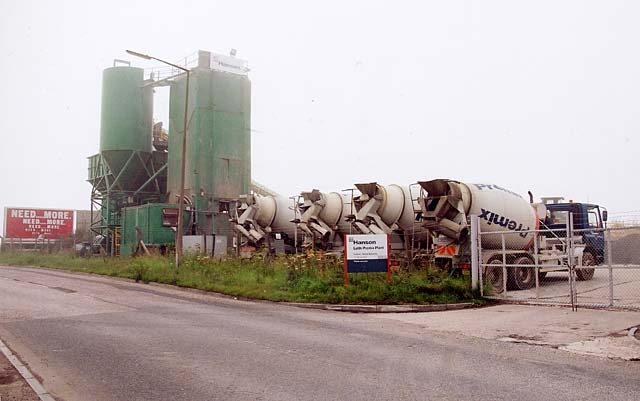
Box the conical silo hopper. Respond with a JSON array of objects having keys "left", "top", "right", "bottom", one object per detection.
[{"left": 98, "top": 66, "right": 154, "bottom": 193}]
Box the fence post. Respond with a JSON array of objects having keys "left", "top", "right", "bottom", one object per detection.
[
  {"left": 470, "top": 215, "right": 479, "bottom": 292},
  {"left": 501, "top": 232, "right": 507, "bottom": 296},
  {"left": 606, "top": 228, "right": 614, "bottom": 307},
  {"left": 478, "top": 221, "right": 483, "bottom": 296},
  {"left": 534, "top": 227, "right": 539, "bottom": 299},
  {"left": 567, "top": 212, "right": 576, "bottom": 311}
]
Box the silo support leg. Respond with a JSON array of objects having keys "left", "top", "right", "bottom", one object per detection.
[
  {"left": 137, "top": 152, "right": 162, "bottom": 193},
  {"left": 134, "top": 163, "right": 168, "bottom": 196},
  {"left": 107, "top": 152, "right": 136, "bottom": 192}
]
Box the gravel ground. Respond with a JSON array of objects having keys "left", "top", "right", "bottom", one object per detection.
[{"left": 0, "top": 350, "right": 39, "bottom": 401}]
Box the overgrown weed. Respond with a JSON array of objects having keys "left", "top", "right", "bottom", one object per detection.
[{"left": 0, "top": 252, "right": 482, "bottom": 305}]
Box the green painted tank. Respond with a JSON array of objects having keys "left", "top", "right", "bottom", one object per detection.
[
  {"left": 99, "top": 66, "right": 153, "bottom": 191},
  {"left": 100, "top": 66, "right": 153, "bottom": 153},
  {"left": 167, "top": 66, "right": 251, "bottom": 236}
]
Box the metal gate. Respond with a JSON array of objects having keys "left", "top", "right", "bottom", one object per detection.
[{"left": 471, "top": 215, "right": 640, "bottom": 310}]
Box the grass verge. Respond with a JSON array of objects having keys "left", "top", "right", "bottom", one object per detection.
[{"left": 0, "top": 252, "right": 484, "bottom": 305}]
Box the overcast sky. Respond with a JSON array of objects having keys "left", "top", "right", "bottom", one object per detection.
[{"left": 1, "top": 0, "right": 639, "bottom": 232}]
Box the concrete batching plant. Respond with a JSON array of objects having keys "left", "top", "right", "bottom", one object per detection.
[
  {"left": 87, "top": 49, "right": 607, "bottom": 290},
  {"left": 88, "top": 50, "right": 251, "bottom": 256}
]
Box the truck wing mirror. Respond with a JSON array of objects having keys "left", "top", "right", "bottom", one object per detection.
[{"left": 602, "top": 210, "right": 608, "bottom": 222}]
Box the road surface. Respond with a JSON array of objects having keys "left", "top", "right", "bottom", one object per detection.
[{"left": 0, "top": 265, "right": 638, "bottom": 401}]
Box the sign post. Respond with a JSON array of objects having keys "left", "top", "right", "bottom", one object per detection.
[{"left": 344, "top": 234, "right": 391, "bottom": 287}]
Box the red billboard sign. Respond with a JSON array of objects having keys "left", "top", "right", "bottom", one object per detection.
[{"left": 3, "top": 208, "right": 75, "bottom": 240}]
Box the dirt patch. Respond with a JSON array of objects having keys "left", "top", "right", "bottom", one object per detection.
[
  {"left": 0, "top": 352, "right": 39, "bottom": 401},
  {"left": 0, "top": 368, "right": 19, "bottom": 384},
  {"left": 611, "top": 233, "right": 640, "bottom": 264}
]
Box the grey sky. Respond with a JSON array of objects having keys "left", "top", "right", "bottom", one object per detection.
[{"left": 1, "top": 0, "right": 639, "bottom": 232}]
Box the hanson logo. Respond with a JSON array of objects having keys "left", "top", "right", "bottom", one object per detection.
[
  {"left": 479, "top": 208, "right": 530, "bottom": 238},
  {"left": 348, "top": 238, "right": 378, "bottom": 245}
]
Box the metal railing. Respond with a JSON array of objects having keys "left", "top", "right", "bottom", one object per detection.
[{"left": 143, "top": 52, "right": 199, "bottom": 81}]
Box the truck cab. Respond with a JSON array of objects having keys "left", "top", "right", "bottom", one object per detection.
[{"left": 542, "top": 199, "right": 607, "bottom": 265}]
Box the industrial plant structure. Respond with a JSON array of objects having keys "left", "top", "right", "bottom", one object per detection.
[
  {"left": 86, "top": 49, "right": 606, "bottom": 294},
  {"left": 87, "top": 50, "right": 435, "bottom": 258},
  {"left": 88, "top": 50, "right": 252, "bottom": 256}
]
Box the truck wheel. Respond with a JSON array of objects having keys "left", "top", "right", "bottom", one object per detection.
[
  {"left": 510, "top": 256, "right": 535, "bottom": 290},
  {"left": 484, "top": 259, "right": 504, "bottom": 294},
  {"left": 576, "top": 251, "right": 596, "bottom": 281}
]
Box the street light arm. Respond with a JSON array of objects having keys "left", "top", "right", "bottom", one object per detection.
[{"left": 126, "top": 49, "right": 152, "bottom": 60}]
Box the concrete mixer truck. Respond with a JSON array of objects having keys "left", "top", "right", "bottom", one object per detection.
[
  {"left": 351, "top": 182, "right": 429, "bottom": 256},
  {"left": 418, "top": 179, "right": 606, "bottom": 292},
  {"left": 231, "top": 193, "right": 298, "bottom": 254},
  {"left": 297, "top": 190, "right": 354, "bottom": 252}
]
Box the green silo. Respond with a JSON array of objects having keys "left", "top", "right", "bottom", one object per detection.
[
  {"left": 88, "top": 64, "right": 167, "bottom": 255},
  {"left": 99, "top": 66, "right": 154, "bottom": 192},
  {"left": 167, "top": 51, "right": 251, "bottom": 237}
]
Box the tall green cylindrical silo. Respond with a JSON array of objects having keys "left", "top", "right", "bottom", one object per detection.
[
  {"left": 99, "top": 66, "right": 153, "bottom": 191},
  {"left": 167, "top": 65, "right": 251, "bottom": 236}
]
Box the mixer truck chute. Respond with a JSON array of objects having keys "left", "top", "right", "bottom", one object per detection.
[
  {"left": 419, "top": 179, "right": 539, "bottom": 252},
  {"left": 231, "top": 193, "right": 298, "bottom": 254},
  {"left": 351, "top": 182, "right": 428, "bottom": 256},
  {"left": 297, "top": 190, "right": 353, "bottom": 251},
  {"left": 352, "top": 182, "right": 422, "bottom": 234},
  {"left": 418, "top": 179, "right": 606, "bottom": 293}
]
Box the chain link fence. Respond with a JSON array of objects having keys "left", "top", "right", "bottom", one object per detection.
[{"left": 475, "top": 217, "right": 640, "bottom": 310}]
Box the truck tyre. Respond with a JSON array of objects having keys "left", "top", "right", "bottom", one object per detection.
[
  {"left": 484, "top": 259, "right": 505, "bottom": 294},
  {"left": 576, "top": 251, "right": 596, "bottom": 281},
  {"left": 510, "top": 256, "right": 536, "bottom": 290}
]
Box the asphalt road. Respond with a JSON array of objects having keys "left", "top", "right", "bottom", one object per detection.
[{"left": 0, "top": 266, "right": 638, "bottom": 401}]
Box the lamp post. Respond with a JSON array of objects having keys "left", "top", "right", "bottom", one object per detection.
[
  {"left": 126, "top": 50, "right": 190, "bottom": 267},
  {"left": 289, "top": 196, "right": 299, "bottom": 255}
]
